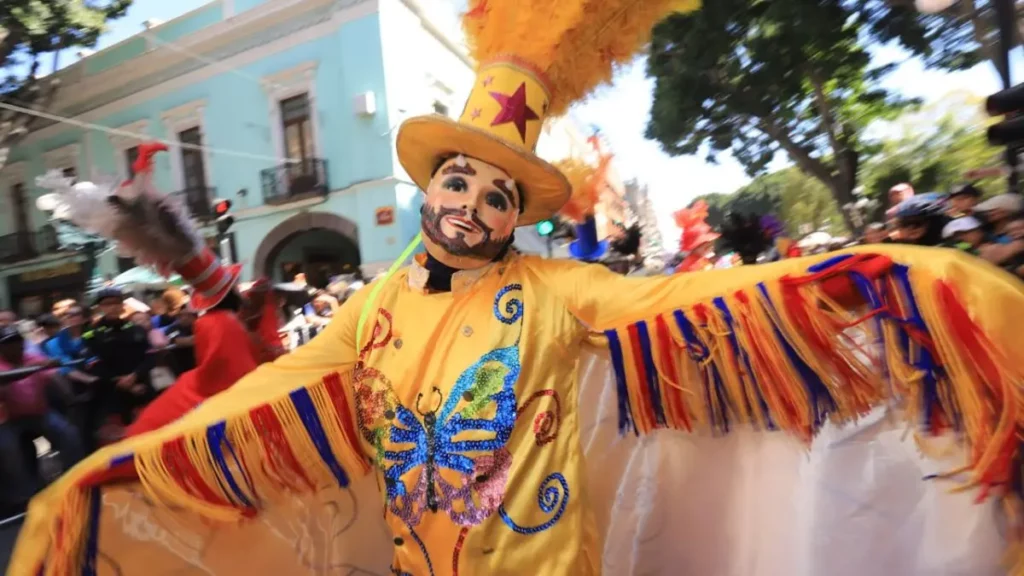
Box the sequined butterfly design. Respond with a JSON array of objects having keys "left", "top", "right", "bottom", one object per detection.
[{"left": 353, "top": 285, "right": 524, "bottom": 528}]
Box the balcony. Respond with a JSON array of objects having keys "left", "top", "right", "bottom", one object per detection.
[
  {"left": 173, "top": 186, "right": 216, "bottom": 223},
  {"left": 0, "top": 226, "right": 61, "bottom": 263},
  {"left": 260, "top": 158, "right": 329, "bottom": 206}
]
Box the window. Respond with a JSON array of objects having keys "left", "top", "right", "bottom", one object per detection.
[
  {"left": 178, "top": 127, "right": 208, "bottom": 190},
  {"left": 280, "top": 93, "right": 314, "bottom": 166},
  {"left": 432, "top": 101, "right": 449, "bottom": 116},
  {"left": 124, "top": 146, "right": 140, "bottom": 179}
]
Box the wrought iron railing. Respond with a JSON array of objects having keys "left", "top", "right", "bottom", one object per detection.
[
  {"left": 0, "top": 227, "right": 61, "bottom": 263},
  {"left": 173, "top": 186, "right": 216, "bottom": 222},
  {"left": 260, "top": 158, "right": 329, "bottom": 205}
]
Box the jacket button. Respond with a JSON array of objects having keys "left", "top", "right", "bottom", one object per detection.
[
  {"left": 394, "top": 338, "right": 403, "bottom": 349},
  {"left": 462, "top": 326, "right": 473, "bottom": 337},
  {"left": 394, "top": 537, "right": 404, "bottom": 546}
]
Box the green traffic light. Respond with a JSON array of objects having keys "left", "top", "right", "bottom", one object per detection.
[{"left": 536, "top": 220, "right": 555, "bottom": 236}]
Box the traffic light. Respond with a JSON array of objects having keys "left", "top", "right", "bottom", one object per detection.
[
  {"left": 986, "top": 83, "right": 1024, "bottom": 146},
  {"left": 536, "top": 219, "right": 555, "bottom": 236},
  {"left": 213, "top": 199, "right": 234, "bottom": 237}
]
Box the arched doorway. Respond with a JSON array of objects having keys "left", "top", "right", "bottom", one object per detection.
[{"left": 253, "top": 212, "right": 360, "bottom": 288}]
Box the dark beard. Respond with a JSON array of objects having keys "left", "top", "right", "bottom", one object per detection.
[{"left": 421, "top": 204, "right": 509, "bottom": 261}]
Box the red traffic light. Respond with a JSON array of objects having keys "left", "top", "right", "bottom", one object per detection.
[{"left": 212, "top": 199, "right": 232, "bottom": 216}]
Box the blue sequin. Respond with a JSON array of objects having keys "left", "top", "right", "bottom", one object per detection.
[
  {"left": 498, "top": 473, "right": 569, "bottom": 534},
  {"left": 382, "top": 283, "right": 524, "bottom": 517},
  {"left": 494, "top": 283, "right": 524, "bottom": 324},
  {"left": 384, "top": 345, "right": 520, "bottom": 500}
]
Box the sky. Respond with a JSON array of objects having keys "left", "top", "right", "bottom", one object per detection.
[{"left": 57, "top": 0, "right": 1023, "bottom": 242}]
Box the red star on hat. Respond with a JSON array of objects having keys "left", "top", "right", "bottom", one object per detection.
[{"left": 490, "top": 82, "right": 539, "bottom": 142}]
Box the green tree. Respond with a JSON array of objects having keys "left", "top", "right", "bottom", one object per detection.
[
  {"left": 645, "top": 0, "right": 982, "bottom": 232},
  {"left": 860, "top": 92, "right": 1004, "bottom": 218},
  {"left": 0, "top": 0, "right": 132, "bottom": 164}
]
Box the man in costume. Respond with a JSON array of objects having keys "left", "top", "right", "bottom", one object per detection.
[
  {"left": 37, "top": 145, "right": 261, "bottom": 439},
  {"left": 10, "top": 2, "right": 1024, "bottom": 576}
]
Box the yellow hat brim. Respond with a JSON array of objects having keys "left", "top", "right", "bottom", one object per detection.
[{"left": 396, "top": 115, "right": 571, "bottom": 226}]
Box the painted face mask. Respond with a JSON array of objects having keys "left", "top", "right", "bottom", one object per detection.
[{"left": 420, "top": 154, "right": 521, "bottom": 269}]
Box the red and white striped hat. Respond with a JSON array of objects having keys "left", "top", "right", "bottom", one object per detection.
[{"left": 176, "top": 250, "right": 242, "bottom": 312}]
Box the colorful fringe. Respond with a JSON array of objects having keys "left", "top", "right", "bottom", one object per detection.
[
  {"left": 606, "top": 252, "right": 1024, "bottom": 572},
  {"left": 36, "top": 371, "right": 368, "bottom": 576}
]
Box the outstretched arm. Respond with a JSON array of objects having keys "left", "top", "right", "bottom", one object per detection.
[
  {"left": 76, "top": 281, "right": 375, "bottom": 498},
  {"left": 528, "top": 246, "right": 1024, "bottom": 496}
]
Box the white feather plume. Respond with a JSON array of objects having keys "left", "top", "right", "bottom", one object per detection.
[{"left": 36, "top": 168, "right": 205, "bottom": 276}]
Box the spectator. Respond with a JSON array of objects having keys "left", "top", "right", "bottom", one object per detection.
[
  {"left": 975, "top": 194, "right": 1024, "bottom": 269},
  {"left": 165, "top": 309, "right": 197, "bottom": 375},
  {"left": 131, "top": 311, "right": 169, "bottom": 348},
  {"left": 0, "top": 309, "right": 16, "bottom": 329},
  {"left": 948, "top": 183, "right": 983, "bottom": 218},
  {"left": 885, "top": 183, "right": 915, "bottom": 240},
  {"left": 975, "top": 193, "right": 1024, "bottom": 242},
  {"left": 81, "top": 287, "right": 154, "bottom": 451},
  {"left": 36, "top": 314, "right": 61, "bottom": 349},
  {"left": 148, "top": 297, "right": 173, "bottom": 330},
  {"left": 0, "top": 326, "right": 83, "bottom": 512},
  {"left": 51, "top": 299, "right": 75, "bottom": 319},
  {"left": 942, "top": 216, "right": 987, "bottom": 255},
  {"left": 863, "top": 222, "right": 889, "bottom": 244},
  {"left": 42, "top": 305, "right": 97, "bottom": 390}
]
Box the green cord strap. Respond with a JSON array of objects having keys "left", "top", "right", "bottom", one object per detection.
[{"left": 355, "top": 232, "right": 423, "bottom": 349}]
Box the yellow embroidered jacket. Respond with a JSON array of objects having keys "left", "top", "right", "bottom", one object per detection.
[{"left": 11, "top": 245, "right": 1024, "bottom": 576}]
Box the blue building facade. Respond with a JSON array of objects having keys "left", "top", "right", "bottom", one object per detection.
[{"left": 0, "top": 0, "right": 591, "bottom": 314}]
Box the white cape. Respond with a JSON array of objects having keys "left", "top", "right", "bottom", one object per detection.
[{"left": 84, "top": 349, "right": 1006, "bottom": 576}]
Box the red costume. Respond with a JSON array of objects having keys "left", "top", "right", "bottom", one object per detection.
[
  {"left": 241, "top": 279, "right": 286, "bottom": 364},
  {"left": 63, "top": 142, "right": 262, "bottom": 438},
  {"left": 125, "top": 309, "right": 257, "bottom": 436},
  {"left": 674, "top": 201, "right": 720, "bottom": 273}
]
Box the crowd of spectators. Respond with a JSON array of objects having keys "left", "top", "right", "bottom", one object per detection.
[
  {"left": 0, "top": 287, "right": 199, "bottom": 518},
  {"left": 863, "top": 182, "right": 1024, "bottom": 280}
]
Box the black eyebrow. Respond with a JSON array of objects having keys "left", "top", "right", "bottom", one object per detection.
[{"left": 493, "top": 179, "right": 517, "bottom": 207}]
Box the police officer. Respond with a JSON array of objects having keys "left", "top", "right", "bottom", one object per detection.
[{"left": 81, "top": 287, "right": 154, "bottom": 452}]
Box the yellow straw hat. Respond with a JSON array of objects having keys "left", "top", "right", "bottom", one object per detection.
[{"left": 396, "top": 0, "right": 702, "bottom": 227}]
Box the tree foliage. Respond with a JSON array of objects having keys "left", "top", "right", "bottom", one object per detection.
[
  {"left": 859, "top": 92, "right": 1005, "bottom": 218},
  {"left": 645, "top": 0, "right": 985, "bottom": 231},
  {"left": 0, "top": 0, "right": 131, "bottom": 159}
]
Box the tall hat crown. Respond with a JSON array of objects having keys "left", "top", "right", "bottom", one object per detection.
[
  {"left": 37, "top": 143, "right": 240, "bottom": 312},
  {"left": 396, "top": 0, "right": 701, "bottom": 226}
]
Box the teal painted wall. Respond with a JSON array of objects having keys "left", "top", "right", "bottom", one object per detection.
[{"left": 84, "top": 38, "right": 148, "bottom": 75}]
